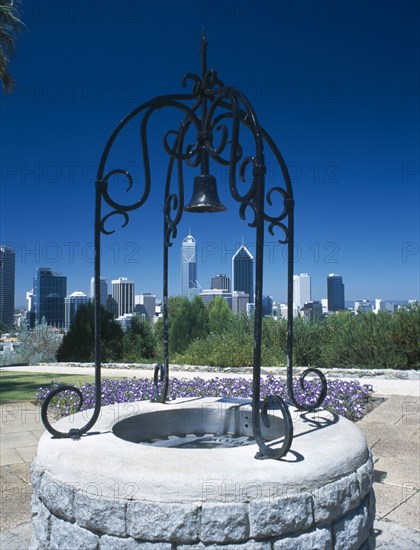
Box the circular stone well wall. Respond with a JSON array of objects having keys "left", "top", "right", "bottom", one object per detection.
[{"left": 31, "top": 398, "right": 375, "bottom": 549}]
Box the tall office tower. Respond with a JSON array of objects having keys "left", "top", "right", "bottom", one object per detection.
[
  {"left": 65, "top": 291, "right": 89, "bottom": 330},
  {"left": 112, "top": 277, "right": 135, "bottom": 317},
  {"left": 211, "top": 274, "right": 231, "bottom": 292},
  {"left": 327, "top": 273, "right": 345, "bottom": 312},
  {"left": 0, "top": 246, "right": 15, "bottom": 327},
  {"left": 181, "top": 232, "right": 200, "bottom": 300},
  {"left": 135, "top": 293, "right": 156, "bottom": 322},
  {"left": 35, "top": 268, "right": 67, "bottom": 328},
  {"left": 293, "top": 273, "right": 311, "bottom": 308},
  {"left": 232, "top": 245, "right": 254, "bottom": 300},
  {"left": 262, "top": 295, "right": 273, "bottom": 316},
  {"left": 90, "top": 277, "right": 108, "bottom": 308}
]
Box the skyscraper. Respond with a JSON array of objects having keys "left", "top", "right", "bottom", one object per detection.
[
  {"left": 181, "top": 232, "right": 200, "bottom": 300},
  {"left": 262, "top": 295, "right": 274, "bottom": 316},
  {"left": 327, "top": 274, "right": 345, "bottom": 312},
  {"left": 135, "top": 293, "right": 156, "bottom": 322},
  {"left": 232, "top": 245, "right": 254, "bottom": 300},
  {"left": 35, "top": 268, "right": 67, "bottom": 328},
  {"left": 211, "top": 274, "right": 231, "bottom": 292},
  {"left": 293, "top": 273, "right": 311, "bottom": 308},
  {"left": 90, "top": 277, "right": 108, "bottom": 308},
  {"left": 65, "top": 291, "right": 89, "bottom": 330},
  {"left": 112, "top": 277, "right": 135, "bottom": 317},
  {"left": 0, "top": 246, "right": 15, "bottom": 327}
]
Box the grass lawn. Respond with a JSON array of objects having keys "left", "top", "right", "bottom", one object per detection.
[{"left": 0, "top": 370, "right": 96, "bottom": 402}]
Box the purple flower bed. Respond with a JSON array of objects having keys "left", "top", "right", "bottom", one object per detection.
[{"left": 36, "top": 375, "right": 373, "bottom": 422}]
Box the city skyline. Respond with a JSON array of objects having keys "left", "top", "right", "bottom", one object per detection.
[
  {"left": 1, "top": 1, "right": 418, "bottom": 306},
  {"left": 10, "top": 248, "right": 415, "bottom": 313}
]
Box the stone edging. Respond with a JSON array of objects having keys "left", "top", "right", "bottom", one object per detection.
[{"left": 32, "top": 362, "right": 419, "bottom": 380}]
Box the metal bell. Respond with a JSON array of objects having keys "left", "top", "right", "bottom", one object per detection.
[{"left": 184, "top": 174, "right": 227, "bottom": 213}]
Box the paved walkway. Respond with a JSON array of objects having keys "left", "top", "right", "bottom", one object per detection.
[{"left": 0, "top": 366, "right": 419, "bottom": 549}]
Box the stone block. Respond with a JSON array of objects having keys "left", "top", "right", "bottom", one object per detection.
[
  {"left": 357, "top": 458, "right": 373, "bottom": 499},
  {"left": 249, "top": 493, "right": 313, "bottom": 538},
  {"left": 40, "top": 472, "right": 74, "bottom": 521},
  {"left": 30, "top": 459, "right": 44, "bottom": 497},
  {"left": 127, "top": 501, "right": 199, "bottom": 543},
  {"left": 367, "top": 490, "right": 376, "bottom": 523},
  {"left": 31, "top": 500, "right": 51, "bottom": 549},
  {"left": 313, "top": 473, "right": 360, "bottom": 522},
  {"left": 75, "top": 491, "right": 126, "bottom": 536},
  {"left": 100, "top": 534, "right": 173, "bottom": 549},
  {"left": 29, "top": 534, "right": 40, "bottom": 550},
  {"left": 333, "top": 498, "right": 371, "bottom": 550},
  {"left": 31, "top": 493, "right": 40, "bottom": 517},
  {"left": 50, "top": 515, "right": 99, "bottom": 550},
  {"left": 178, "top": 543, "right": 270, "bottom": 550},
  {"left": 201, "top": 502, "right": 249, "bottom": 543},
  {"left": 273, "top": 527, "right": 332, "bottom": 550},
  {"left": 136, "top": 544, "right": 174, "bottom": 549},
  {"left": 359, "top": 530, "right": 375, "bottom": 550}
]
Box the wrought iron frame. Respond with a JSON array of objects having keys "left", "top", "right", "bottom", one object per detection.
[{"left": 41, "top": 35, "right": 327, "bottom": 459}]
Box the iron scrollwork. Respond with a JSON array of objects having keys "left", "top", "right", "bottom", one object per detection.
[{"left": 41, "top": 34, "right": 326, "bottom": 458}]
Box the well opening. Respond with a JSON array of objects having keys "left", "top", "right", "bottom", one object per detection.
[{"left": 112, "top": 400, "right": 287, "bottom": 448}]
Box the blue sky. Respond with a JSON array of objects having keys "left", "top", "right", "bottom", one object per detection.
[{"left": 1, "top": 0, "right": 419, "bottom": 306}]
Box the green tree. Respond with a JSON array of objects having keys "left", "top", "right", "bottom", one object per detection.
[
  {"left": 0, "top": 0, "right": 23, "bottom": 92},
  {"left": 208, "top": 296, "right": 233, "bottom": 333},
  {"left": 122, "top": 316, "right": 156, "bottom": 362},
  {"left": 169, "top": 296, "right": 208, "bottom": 354},
  {"left": 56, "top": 303, "right": 123, "bottom": 362}
]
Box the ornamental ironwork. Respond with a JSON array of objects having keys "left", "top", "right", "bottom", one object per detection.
[{"left": 41, "top": 35, "right": 327, "bottom": 460}]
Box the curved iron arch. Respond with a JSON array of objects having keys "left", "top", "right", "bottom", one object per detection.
[{"left": 41, "top": 35, "right": 327, "bottom": 459}]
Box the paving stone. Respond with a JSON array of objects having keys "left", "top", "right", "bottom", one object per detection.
[
  {"left": 374, "top": 519, "right": 420, "bottom": 549},
  {"left": 0, "top": 521, "right": 33, "bottom": 550},
  {"left": 1, "top": 462, "right": 32, "bottom": 529},
  {"left": 0, "top": 447, "right": 24, "bottom": 466}
]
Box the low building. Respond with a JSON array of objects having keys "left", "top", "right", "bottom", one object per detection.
[
  {"left": 231, "top": 291, "right": 249, "bottom": 315},
  {"left": 199, "top": 289, "right": 232, "bottom": 308},
  {"left": 303, "top": 301, "right": 323, "bottom": 321}
]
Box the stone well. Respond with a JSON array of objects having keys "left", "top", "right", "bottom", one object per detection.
[{"left": 31, "top": 398, "right": 375, "bottom": 549}]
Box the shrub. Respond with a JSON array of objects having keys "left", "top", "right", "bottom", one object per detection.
[{"left": 4, "top": 319, "right": 61, "bottom": 365}]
